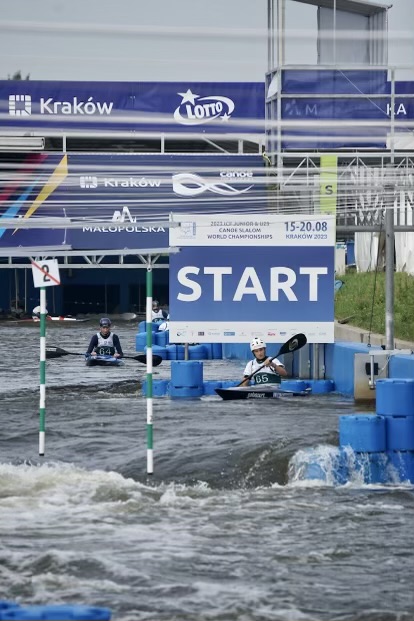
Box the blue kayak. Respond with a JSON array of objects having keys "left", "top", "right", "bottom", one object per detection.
[{"left": 85, "top": 354, "right": 125, "bottom": 367}]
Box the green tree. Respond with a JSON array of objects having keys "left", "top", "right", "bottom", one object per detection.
[{"left": 7, "top": 70, "right": 30, "bottom": 80}]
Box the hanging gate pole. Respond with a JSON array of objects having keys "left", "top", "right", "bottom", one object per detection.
[
  {"left": 146, "top": 260, "right": 154, "bottom": 474},
  {"left": 39, "top": 286, "right": 47, "bottom": 456}
]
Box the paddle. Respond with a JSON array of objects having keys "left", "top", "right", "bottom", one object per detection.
[
  {"left": 46, "top": 346, "right": 162, "bottom": 366},
  {"left": 237, "top": 333, "right": 307, "bottom": 386}
]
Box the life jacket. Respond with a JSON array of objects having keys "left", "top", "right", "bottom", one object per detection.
[
  {"left": 152, "top": 308, "right": 168, "bottom": 321},
  {"left": 95, "top": 331, "right": 115, "bottom": 356},
  {"left": 246, "top": 358, "right": 282, "bottom": 385}
]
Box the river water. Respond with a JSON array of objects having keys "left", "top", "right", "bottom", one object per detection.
[{"left": 1, "top": 323, "right": 413, "bottom": 621}]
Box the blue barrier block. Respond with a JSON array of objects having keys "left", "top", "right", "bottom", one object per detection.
[
  {"left": 170, "top": 386, "right": 204, "bottom": 398},
  {"left": 166, "top": 345, "right": 185, "bottom": 360},
  {"left": 136, "top": 331, "right": 158, "bottom": 351},
  {"left": 155, "top": 330, "right": 169, "bottom": 347},
  {"left": 302, "top": 462, "right": 326, "bottom": 481},
  {"left": 280, "top": 380, "right": 309, "bottom": 393},
  {"left": 142, "top": 379, "right": 169, "bottom": 397},
  {"left": 0, "top": 603, "right": 20, "bottom": 610},
  {"left": 203, "top": 380, "right": 223, "bottom": 395},
  {"left": 171, "top": 360, "right": 203, "bottom": 386},
  {"left": 138, "top": 321, "right": 161, "bottom": 333},
  {"left": 189, "top": 345, "right": 208, "bottom": 360},
  {"left": 290, "top": 446, "right": 348, "bottom": 485},
  {"left": 351, "top": 452, "right": 389, "bottom": 484},
  {"left": 221, "top": 380, "right": 239, "bottom": 389},
  {"left": 306, "top": 379, "right": 335, "bottom": 394},
  {"left": 388, "top": 451, "right": 414, "bottom": 483},
  {"left": 376, "top": 378, "right": 414, "bottom": 417},
  {"left": 170, "top": 361, "right": 203, "bottom": 399},
  {"left": 211, "top": 343, "right": 223, "bottom": 359},
  {"left": 0, "top": 605, "right": 111, "bottom": 620},
  {"left": 201, "top": 343, "right": 214, "bottom": 360},
  {"left": 386, "top": 416, "right": 414, "bottom": 451},
  {"left": 339, "top": 415, "right": 386, "bottom": 452},
  {"left": 0, "top": 602, "right": 21, "bottom": 618}
]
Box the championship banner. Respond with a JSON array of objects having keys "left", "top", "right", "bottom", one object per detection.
[
  {"left": 0, "top": 153, "right": 265, "bottom": 250},
  {"left": 169, "top": 213, "right": 335, "bottom": 344}
]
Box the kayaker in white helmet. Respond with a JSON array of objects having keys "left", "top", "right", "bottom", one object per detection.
[{"left": 240, "top": 337, "right": 288, "bottom": 387}]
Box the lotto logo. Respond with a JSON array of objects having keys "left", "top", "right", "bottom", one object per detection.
[
  {"left": 9, "top": 94, "right": 32, "bottom": 116},
  {"left": 80, "top": 176, "right": 98, "bottom": 188}
]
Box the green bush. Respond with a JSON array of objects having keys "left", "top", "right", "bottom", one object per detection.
[{"left": 335, "top": 272, "right": 414, "bottom": 342}]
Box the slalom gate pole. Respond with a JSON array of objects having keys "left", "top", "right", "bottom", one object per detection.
[
  {"left": 39, "top": 287, "right": 46, "bottom": 456},
  {"left": 146, "top": 261, "right": 154, "bottom": 474}
]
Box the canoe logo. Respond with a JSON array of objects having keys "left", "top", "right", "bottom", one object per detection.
[
  {"left": 9, "top": 94, "right": 32, "bottom": 116},
  {"left": 172, "top": 173, "right": 252, "bottom": 197},
  {"left": 173, "top": 89, "right": 235, "bottom": 125}
]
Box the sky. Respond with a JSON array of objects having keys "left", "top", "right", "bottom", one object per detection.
[{"left": 0, "top": 0, "right": 412, "bottom": 82}]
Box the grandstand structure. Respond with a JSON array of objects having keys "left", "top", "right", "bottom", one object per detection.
[
  {"left": 0, "top": 0, "right": 413, "bottom": 317},
  {"left": 266, "top": 0, "right": 413, "bottom": 232}
]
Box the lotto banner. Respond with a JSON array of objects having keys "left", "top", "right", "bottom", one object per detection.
[
  {"left": 168, "top": 213, "right": 335, "bottom": 343},
  {"left": 0, "top": 81, "right": 265, "bottom": 133}
]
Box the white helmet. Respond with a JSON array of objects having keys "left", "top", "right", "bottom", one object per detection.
[{"left": 251, "top": 337, "right": 266, "bottom": 352}]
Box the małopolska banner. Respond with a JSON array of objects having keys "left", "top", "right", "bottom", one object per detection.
[
  {"left": 0, "top": 153, "right": 266, "bottom": 250},
  {"left": 168, "top": 213, "right": 335, "bottom": 344},
  {"left": 0, "top": 81, "right": 265, "bottom": 134}
]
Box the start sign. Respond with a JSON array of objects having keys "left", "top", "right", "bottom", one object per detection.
[{"left": 168, "top": 213, "right": 336, "bottom": 344}]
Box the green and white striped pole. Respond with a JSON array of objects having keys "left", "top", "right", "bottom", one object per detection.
[
  {"left": 39, "top": 286, "right": 46, "bottom": 456},
  {"left": 146, "top": 262, "right": 154, "bottom": 474}
]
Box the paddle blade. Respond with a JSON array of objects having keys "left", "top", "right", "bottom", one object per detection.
[
  {"left": 133, "top": 354, "right": 163, "bottom": 367},
  {"left": 46, "top": 347, "right": 70, "bottom": 359},
  {"left": 277, "top": 333, "right": 307, "bottom": 358}
]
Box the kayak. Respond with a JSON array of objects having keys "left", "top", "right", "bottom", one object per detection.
[
  {"left": 215, "top": 385, "right": 311, "bottom": 401},
  {"left": 0, "top": 316, "right": 91, "bottom": 324},
  {"left": 46, "top": 316, "right": 90, "bottom": 322},
  {"left": 85, "top": 354, "right": 125, "bottom": 367}
]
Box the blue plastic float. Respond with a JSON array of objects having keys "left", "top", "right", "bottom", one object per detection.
[
  {"left": 169, "top": 360, "right": 204, "bottom": 398},
  {"left": 298, "top": 377, "right": 414, "bottom": 485},
  {"left": 136, "top": 322, "right": 223, "bottom": 360},
  {"left": 141, "top": 361, "right": 334, "bottom": 398},
  {"left": 0, "top": 605, "right": 111, "bottom": 620}
]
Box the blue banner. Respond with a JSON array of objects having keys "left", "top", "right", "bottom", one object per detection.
[
  {"left": 0, "top": 81, "right": 265, "bottom": 133},
  {"left": 277, "top": 70, "right": 414, "bottom": 148},
  {"left": 0, "top": 153, "right": 266, "bottom": 250},
  {"left": 282, "top": 69, "right": 388, "bottom": 95}
]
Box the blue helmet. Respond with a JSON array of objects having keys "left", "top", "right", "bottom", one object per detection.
[{"left": 100, "top": 317, "right": 111, "bottom": 327}]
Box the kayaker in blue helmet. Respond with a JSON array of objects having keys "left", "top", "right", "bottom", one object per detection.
[
  {"left": 240, "top": 337, "right": 288, "bottom": 387},
  {"left": 86, "top": 317, "right": 124, "bottom": 358}
]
